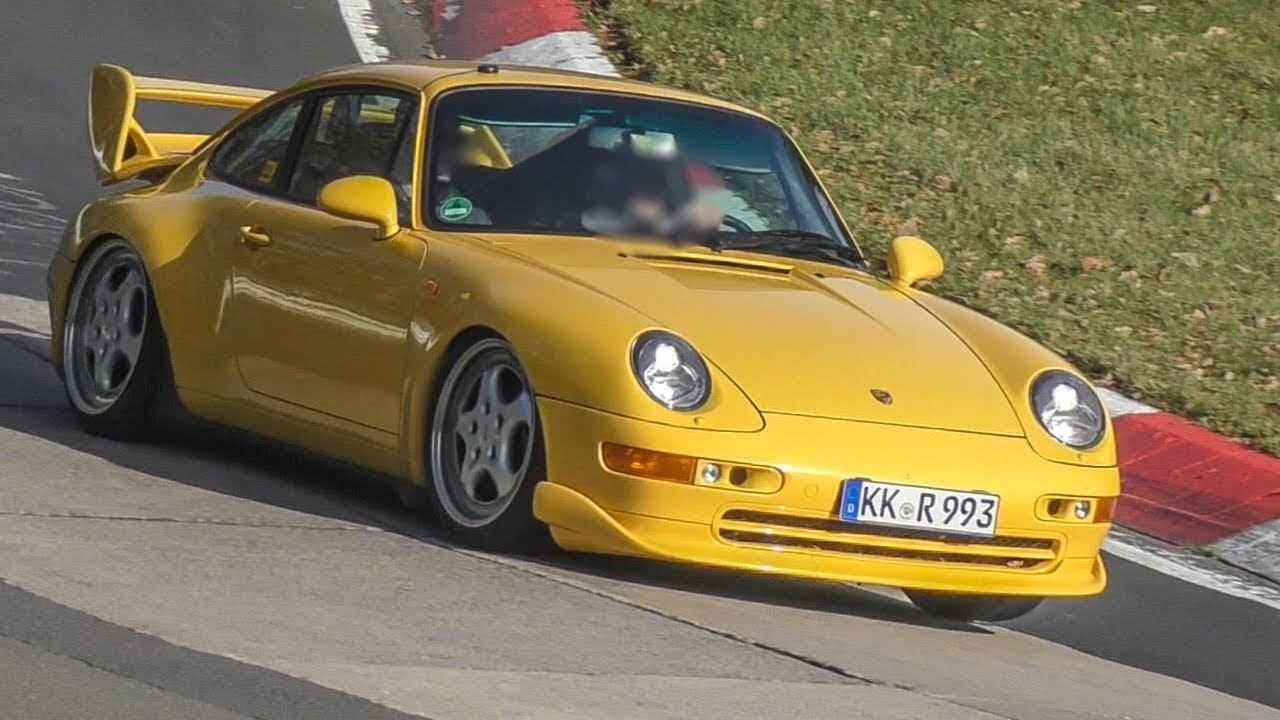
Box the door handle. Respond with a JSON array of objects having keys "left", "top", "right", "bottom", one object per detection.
[{"left": 239, "top": 226, "right": 272, "bottom": 248}]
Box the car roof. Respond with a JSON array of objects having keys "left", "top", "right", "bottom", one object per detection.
[{"left": 295, "top": 60, "right": 769, "bottom": 122}]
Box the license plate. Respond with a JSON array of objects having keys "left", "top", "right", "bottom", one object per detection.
[{"left": 838, "top": 478, "right": 999, "bottom": 537}]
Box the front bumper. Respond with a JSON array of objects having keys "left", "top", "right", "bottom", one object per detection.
[{"left": 533, "top": 397, "right": 1117, "bottom": 597}]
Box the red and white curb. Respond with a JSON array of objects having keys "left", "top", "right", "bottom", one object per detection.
[
  {"left": 425, "top": 0, "right": 618, "bottom": 76},
  {"left": 1107, "top": 395, "right": 1280, "bottom": 582}
]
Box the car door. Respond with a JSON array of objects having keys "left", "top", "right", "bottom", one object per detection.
[
  {"left": 222, "top": 88, "right": 425, "bottom": 437},
  {"left": 193, "top": 93, "right": 309, "bottom": 393}
]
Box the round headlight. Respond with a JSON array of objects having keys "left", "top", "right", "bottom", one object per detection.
[
  {"left": 631, "top": 331, "right": 710, "bottom": 410},
  {"left": 1030, "top": 371, "right": 1106, "bottom": 449}
]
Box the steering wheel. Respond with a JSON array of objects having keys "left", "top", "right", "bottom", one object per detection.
[{"left": 718, "top": 214, "right": 753, "bottom": 233}]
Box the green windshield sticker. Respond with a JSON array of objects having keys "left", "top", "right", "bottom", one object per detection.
[{"left": 439, "top": 196, "right": 474, "bottom": 221}]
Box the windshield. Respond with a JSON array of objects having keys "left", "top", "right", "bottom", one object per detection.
[{"left": 425, "top": 87, "right": 852, "bottom": 248}]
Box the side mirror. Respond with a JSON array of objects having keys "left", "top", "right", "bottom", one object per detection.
[
  {"left": 317, "top": 175, "right": 400, "bottom": 240},
  {"left": 887, "top": 235, "right": 944, "bottom": 288}
]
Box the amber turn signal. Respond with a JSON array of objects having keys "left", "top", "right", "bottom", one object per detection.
[
  {"left": 601, "top": 443, "right": 696, "bottom": 484},
  {"left": 1094, "top": 496, "right": 1117, "bottom": 523}
]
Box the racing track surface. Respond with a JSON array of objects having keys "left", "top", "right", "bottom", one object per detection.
[{"left": 0, "top": 2, "right": 1277, "bottom": 718}]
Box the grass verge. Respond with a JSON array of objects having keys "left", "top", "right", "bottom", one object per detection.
[{"left": 584, "top": 0, "right": 1280, "bottom": 454}]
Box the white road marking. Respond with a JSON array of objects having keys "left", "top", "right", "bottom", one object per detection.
[
  {"left": 848, "top": 584, "right": 910, "bottom": 602},
  {"left": 335, "top": 0, "right": 391, "bottom": 63},
  {"left": 0, "top": 171, "right": 65, "bottom": 236},
  {"left": 1106, "top": 529, "right": 1280, "bottom": 611},
  {"left": 0, "top": 292, "right": 52, "bottom": 361},
  {"left": 850, "top": 530, "right": 1280, "bottom": 613},
  {"left": 1098, "top": 387, "right": 1159, "bottom": 417},
  {"left": 0, "top": 294, "right": 51, "bottom": 336}
]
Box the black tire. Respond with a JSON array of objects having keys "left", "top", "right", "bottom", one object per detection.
[
  {"left": 61, "top": 238, "right": 171, "bottom": 440},
  {"left": 426, "top": 336, "right": 551, "bottom": 552},
  {"left": 904, "top": 590, "right": 1043, "bottom": 622}
]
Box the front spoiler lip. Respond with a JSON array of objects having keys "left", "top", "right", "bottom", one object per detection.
[{"left": 533, "top": 481, "right": 1108, "bottom": 598}]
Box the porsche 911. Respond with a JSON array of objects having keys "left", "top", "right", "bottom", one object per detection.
[{"left": 47, "top": 60, "right": 1120, "bottom": 621}]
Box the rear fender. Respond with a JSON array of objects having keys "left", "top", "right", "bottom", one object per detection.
[{"left": 53, "top": 190, "right": 222, "bottom": 401}]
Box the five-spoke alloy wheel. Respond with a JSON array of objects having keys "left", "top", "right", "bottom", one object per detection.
[
  {"left": 428, "top": 337, "right": 549, "bottom": 551},
  {"left": 62, "top": 238, "right": 165, "bottom": 438}
]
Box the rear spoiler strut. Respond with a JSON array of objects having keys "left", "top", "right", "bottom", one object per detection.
[{"left": 89, "top": 63, "right": 272, "bottom": 185}]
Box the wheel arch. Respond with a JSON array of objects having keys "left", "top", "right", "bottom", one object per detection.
[
  {"left": 55, "top": 228, "right": 187, "bottom": 384},
  {"left": 59, "top": 193, "right": 222, "bottom": 400},
  {"left": 403, "top": 323, "right": 516, "bottom": 487},
  {"left": 56, "top": 234, "right": 175, "bottom": 438},
  {"left": 400, "top": 295, "right": 652, "bottom": 488}
]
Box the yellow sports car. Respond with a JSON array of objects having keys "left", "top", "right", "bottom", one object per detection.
[{"left": 48, "top": 60, "right": 1119, "bottom": 622}]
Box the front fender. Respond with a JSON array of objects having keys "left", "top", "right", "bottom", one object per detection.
[
  {"left": 400, "top": 236, "right": 764, "bottom": 484},
  {"left": 910, "top": 292, "right": 1117, "bottom": 468}
]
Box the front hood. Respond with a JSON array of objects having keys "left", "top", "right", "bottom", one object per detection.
[{"left": 490, "top": 235, "right": 1024, "bottom": 436}]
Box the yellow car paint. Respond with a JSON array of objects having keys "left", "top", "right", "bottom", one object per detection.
[
  {"left": 532, "top": 397, "right": 1112, "bottom": 595},
  {"left": 887, "top": 235, "right": 945, "bottom": 288},
  {"left": 50, "top": 61, "right": 1120, "bottom": 599}
]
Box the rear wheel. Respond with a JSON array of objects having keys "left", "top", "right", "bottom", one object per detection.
[
  {"left": 62, "top": 238, "right": 167, "bottom": 439},
  {"left": 427, "top": 337, "right": 550, "bottom": 552},
  {"left": 905, "top": 590, "right": 1043, "bottom": 622}
]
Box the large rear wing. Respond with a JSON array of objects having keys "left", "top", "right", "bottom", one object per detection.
[{"left": 89, "top": 63, "right": 272, "bottom": 185}]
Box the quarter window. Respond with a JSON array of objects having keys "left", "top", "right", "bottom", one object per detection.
[{"left": 209, "top": 97, "right": 305, "bottom": 189}]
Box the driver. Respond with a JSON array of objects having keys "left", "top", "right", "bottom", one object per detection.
[{"left": 581, "top": 151, "right": 724, "bottom": 239}]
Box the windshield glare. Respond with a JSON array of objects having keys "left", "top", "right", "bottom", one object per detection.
[{"left": 426, "top": 88, "right": 850, "bottom": 245}]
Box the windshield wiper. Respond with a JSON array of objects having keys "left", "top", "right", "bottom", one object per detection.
[{"left": 704, "top": 229, "right": 867, "bottom": 269}]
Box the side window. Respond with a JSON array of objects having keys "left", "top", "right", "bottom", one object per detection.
[
  {"left": 287, "top": 92, "right": 416, "bottom": 205},
  {"left": 209, "top": 98, "right": 305, "bottom": 189}
]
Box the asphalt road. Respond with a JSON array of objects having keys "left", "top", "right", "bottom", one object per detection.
[{"left": 0, "top": 1, "right": 1277, "bottom": 719}]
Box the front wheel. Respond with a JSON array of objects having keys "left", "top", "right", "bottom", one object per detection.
[
  {"left": 427, "top": 337, "right": 550, "bottom": 552},
  {"left": 61, "top": 238, "right": 167, "bottom": 440},
  {"left": 904, "top": 590, "right": 1043, "bottom": 622}
]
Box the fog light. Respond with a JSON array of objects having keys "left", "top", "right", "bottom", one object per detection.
[
  {"left": 1073, "top": 500, "right": 1092, "bottom": 520},
  {"left": 701, "top": 463, "right": 722, "bottom": 484}
]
